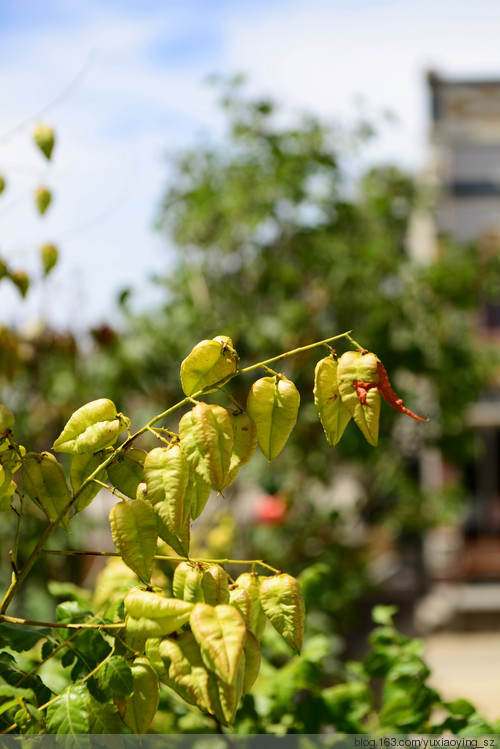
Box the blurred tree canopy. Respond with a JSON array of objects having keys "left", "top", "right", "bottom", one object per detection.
[{"left": 85, "top": 80, "right": 500, "bottom": 535}]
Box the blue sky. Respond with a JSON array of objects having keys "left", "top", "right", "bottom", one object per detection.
[{"left": 1, "top": 0, "right": 500, "bottom": 331}]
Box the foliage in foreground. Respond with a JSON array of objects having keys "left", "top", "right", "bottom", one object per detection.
[{"left": 0, "top": 333, "right": 437, "bottom": 735}]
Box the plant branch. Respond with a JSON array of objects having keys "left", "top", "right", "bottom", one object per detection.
[
  {"left": 0, "top": 333, "right": 350, "bottom": 614},
  {"left": 0, "top": 614, "right": 124, "bottom": 630}
]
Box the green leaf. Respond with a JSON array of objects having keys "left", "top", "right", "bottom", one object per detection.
[
  {"left": 96, "top": 656, "right": 133, "bottom": 699},
  {"left": 46, "top": 683, "right": 89, "bottom": 735},
  {"left": 88, "top": 697, "right": 123, "bottom": 735},
  {"left": 190, "top": 603, "right": 246, "bottom": 684},
  {"left": 52, "top": 398, "right": 130, "bottom": 454},
  {"left": 0, "top": 624, "right": 48, "bottom": 652},
  {"left": 372, "top": 604, "right": 398, "bottom": 626},
  {"left": 0, "top": 653, "right": 52, "bottom": 706},
  {"left": 246, "top": 376, "right": 300, "bottom": 461}
]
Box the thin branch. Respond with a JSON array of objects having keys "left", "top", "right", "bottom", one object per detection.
[{"left": 0, "top": 613, "right": 124, "bottom": 630}]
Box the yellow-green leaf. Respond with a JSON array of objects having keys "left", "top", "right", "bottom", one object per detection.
[
  {"left": 52, "top": 398, "right": 130, "bottom": 454},
  {"left": 109, "top": 500, "right": 158, "bottom": 583},
  {"left": 180, "top": 337, "right": 238, "bottom": 396},
  {"left": 337, "top": 351, "right": 380, "bottom": 446},
  {"left": 313, "top": 356, "right": 352, "bottom": 446},
  {"left": 246, "top": 376, "right": 300, "bottom": 461},
  {"left": 179, "top": 402, "right": 234, "bottom": 492},
  {"left": 21, "top": 452, "right": 71, "bottom": 527},
  {"left": 190, "top": 603, "right": 246, "bottom": 684},
  {"left": 259, "top": 574, "right": 305, "bottom": 654}
]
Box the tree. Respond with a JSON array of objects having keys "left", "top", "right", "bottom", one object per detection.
[{"left": 99, "top": 80, "right": 500, "bottom": 536}]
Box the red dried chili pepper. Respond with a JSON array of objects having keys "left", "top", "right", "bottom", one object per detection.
[{"left": 376, "top": 361, "right": 428, "bottom": 422}]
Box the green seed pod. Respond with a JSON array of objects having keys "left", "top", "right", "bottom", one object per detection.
[
  {"left": 0, "top": 481, "right": 15, "bottom": 511},
  {"left": 109, "top": 500, "right": 158, "bottom": 584},
  {"left": 125, "top": 587, "right": 193, "bottom": 621},
  {"left": 207, "top": 659, "right": 245, "bottom": 727},
  {"left": 40, "top": 244, "right": 58, "bottom": 277},
  {"left": 0, "top": 174, "right": 5, "bottom": 196},
  {"left": 157, "top": 632, "right": 212, "bottom": 712},
  {"left": 0, "top": 442, "right": 25, "bottom": 474},
  {"left": 52, "top": 398, "right": 130, "bottom": 454},
  {"left": 184, "top": 465, "right": 211, "bottom": 521},
  {"left": 180, "top": 336, "right": 238, "bottom": 396},
  {"left": 144, "top": 638, "right": 168, "bottom": 682},
  {"left": 21, "top": 452, "right": 71, "bottom": 527},
  {"left": 246, "top": 375, "right": 300, "bottom": 461},
  {"left": 0, "top": 404, "right": 14, "bottom": 436},
  {"left": 190, "top": 603, "right": 246, "bottom": 685},
  {"left": 314, "top": 355, "right": 352, "bottom": 446},
  {"left": 242, "top": 629, "right": 261, "bottom": 695},
  {"left": 143, "top": 444, "right": 190, "bottom": 556},
  {"left": 230, "top": 573, "right": 267, "bottom": 639},
  {"left": 70, "top": 450, "right": 109, "bottom": 513},
  {"left": 33, "top": 124, "right": 55, "bottom": 161},
  {"left": 107, "top": 448, "right": 146, "bottom": 499},
  {"left": 173, "top": 562, "right": 205, "bottom": 603},
  {"left": 122, "top": 657, "right": 159, "bottom": 734},
  {"left": 222, "top": 410, "right": 258, "bottom": 489},
  {"left": 259, "top": 573, "right": 305, "bottom": 654},
  {"left": 201, "top": 565, "right": 230, "bottom": 606},
  {"left": 35, "top": 186, "right": 52, "bottom": 215},
  {"left": 9, "top": 270, "right": 29, "bottom": 298},
  {"left": 179, "top": 402, "right": 234, "bottom": 492},
  {"left": 337, "top": 351, "right": 380, "bottom": 446}
]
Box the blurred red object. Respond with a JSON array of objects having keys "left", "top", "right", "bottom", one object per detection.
[{"left": 254, "top": 493, "right": 287, "bottom": 525}]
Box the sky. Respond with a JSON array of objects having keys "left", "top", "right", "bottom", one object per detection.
[{"left": 1, "top": 0, "right": 500, "bottom": 332}]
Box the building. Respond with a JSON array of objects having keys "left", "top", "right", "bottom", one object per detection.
[{"left": 426, "top": 72, "right": 500, "bottom": 582}]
